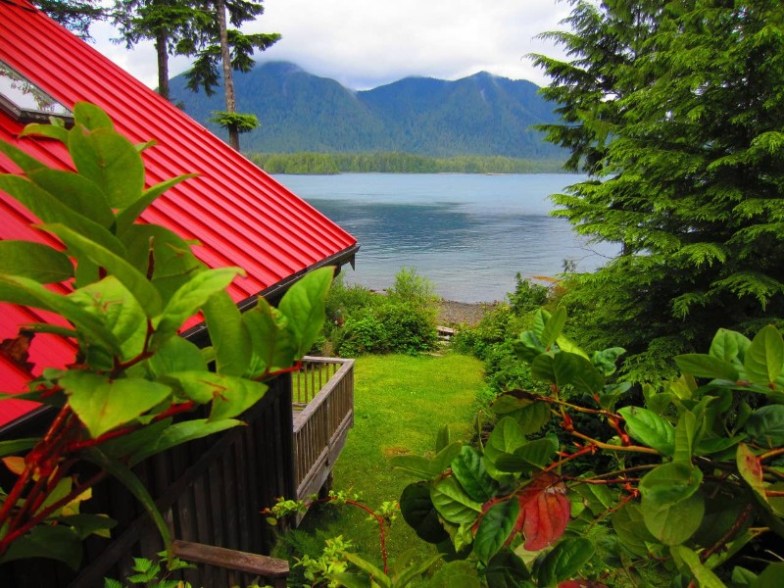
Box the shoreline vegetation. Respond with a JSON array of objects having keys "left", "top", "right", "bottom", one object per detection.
[{"left": 249, "top": 151, "right": 567, "bottom": 175}]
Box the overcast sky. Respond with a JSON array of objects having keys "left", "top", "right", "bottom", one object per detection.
[{"left": 90, "top": 0, "right": 572, "bottom": 91}]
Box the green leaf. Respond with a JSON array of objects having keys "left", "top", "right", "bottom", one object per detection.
[
  {"left": 744, "top": 325, "right": 784, "bottom": 386},
  {"left": 69, "top": 125, "right": 145, "bottom": 209},
  {"left": 390, "top": 454, "right": 436, "bottom": 479},
  {"left": 541, "top": 306, "right": 567, "bottom": 348},
  {"left": 115, "top": 173, "right": 198, "bottom": 235},
  {"left": 0, "top": 525, "right": 83, "bottom": 570},
  {"left": 162, "top": 371, "right": 267, "bottom": 420},
  {"left": 754, "top": 563, "right": 784, "bottom": 588},
  {"left": 611, "top": 503, "right": 657, "bottom": 557},
  {"left": 19, "top": 121, "right": 69, "bottom": 143},
  {"left": 431, "top": 477, "right": 482, "bottom": 525},
  {"left": 0, "top": 140, "right": 47, "bottom": 173},
  {"left": 639, "top": 461, "right": 703, "bottom": 505},
  {"left": 152, "top": 267, "right": 242, "bottom": 345},
  {"left": 68, "top": 277, "right": 148, "bottom": 362},
  {"left": 0, "top": 437, "right": 38, "bottom": 458},
  {"left": 430, "top": 442, "right": 463, "bottom": 476},
  {"left": 709, "top": 328, "right": 749, "bottom": 363},
  {"left": 451, "top": 445, "right": 496, "bottom": 502},
  {"left": 84, "top": 448, "right": 171, "bottom": 551},
  {"left": 148, "top": 336, "right": 207, "bottom": 376},
  {"left": 59, "top": 513, "right": 116, "bottom": 540},
  {"left": 670, "top": 545, "right": 725, "bottom": 588},
  {"left": 435, "top": 424, "right": 451, "bottom": 452},
  {"left": 129, "top": 418, "right": 242, "bottom": 464},
  {"left": 618, "top": 406, "right": 675, "bottom": 456},
  {"left": 44, "top": 223, "right": 163, "bottom": 317},
  {"left": 475, "top": 499, "right": 519, "bottom": 563},
  {"left": 342, "top": 552, "right": 390, "bottom": 587},
  {"left": 278, "top": 267, "right": 332, "bottom": 357},
  {"left": 553, "top": 351, "right": 604, "bottom": 393},
  {"left": 484, "top": 550, "right": 531, "bottom": 588},
  {"left": 0, "top": 175, "right": 124, "bottom": 255},
  {"left": 530, "top": 353, "right": 556, "bottom": 384},
  {"left": 591, "top": 346, "right": 626, "bottom": 376},
  {"left": 642, "top": 491, "right": 705, "bottom": 546},
  {"left": 536, "top": 537, "right": 594, "bottom": 586},
  {"left": 399, "top": 482, "right": 450, "bottom": 544},
  {"left": 746, "top": 405, "right": 784, "bottom": 448},
  {"left": 0, "top": 241, "right": 73, "bottom": 283},
  {"left": 0, "top": 274, "right": 120, "bottom": 354},
  {"left": 61, "top": 372, "right": 172, "bottom": 438},
  {"left": 675, "top": 353, "right": 739, "bottom": 381},
  {"left": 28, "top": 169, "right": 114, "bottom": 227},
  {"left": 202, "top": 290, "right": 251, "bottom": 376},
  {"left": 484, "top": 417, "right": 526, "bottom": 467},
  {"left": 640, "top": 462, "right": 704, "bottom": 545},
  {"left": 73, "top": 102, "right": 115, "bottom": 130},
  {"left": 243, "top": 298, "right": 296, "bottom": 376},
  {"left": 495, "top": 437, "right": 558, "bottom": 473},
  {"left": 673, "top": 410, "right": 697, "bottom": 464}
]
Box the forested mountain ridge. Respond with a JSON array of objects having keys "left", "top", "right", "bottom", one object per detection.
[{"left": 168, "top": 61, "right": 563, "bottom": 158}]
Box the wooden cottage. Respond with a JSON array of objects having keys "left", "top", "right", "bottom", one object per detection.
[{"left": 0, "top": 1, "right": 358, "bottom": 585}]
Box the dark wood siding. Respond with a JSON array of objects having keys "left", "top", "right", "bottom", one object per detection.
[{"left": 0, "top": 374, "right": 295, "bottom": 588}]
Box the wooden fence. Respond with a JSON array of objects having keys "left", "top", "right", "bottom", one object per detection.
[{"left": 292, "top": 357, "right": 355, "bottom": 501}]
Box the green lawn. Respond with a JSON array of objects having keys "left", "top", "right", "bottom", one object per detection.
[{"left": 278, "top": 352, "right": 484, "bottom": 570}]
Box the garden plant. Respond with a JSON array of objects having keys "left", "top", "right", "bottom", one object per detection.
[
  {"left": 0, "top": 103, "right": 332, "bottom": 569},
  {"left": 275, "top": 308, "right": 784, "bottom": 587}
]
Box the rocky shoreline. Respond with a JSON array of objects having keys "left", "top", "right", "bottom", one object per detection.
[{"left": 437, "top": 300, "right": 498, "bottom": 327}]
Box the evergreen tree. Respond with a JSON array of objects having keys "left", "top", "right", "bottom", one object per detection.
[
  {"left": 113, "top": 1, "right": 210, "bottom": 99},
  {"left": 183, "top": 0, "right": 280, "bottom": 150},
  {"left": 32, "top": 0, "right": 104, "bottom": 38},
  {"left": 532, "top": 0, "right": 784, "bottom": 377}
]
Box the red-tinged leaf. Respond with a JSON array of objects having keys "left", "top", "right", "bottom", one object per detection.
[{"left": 517, "top": 472, "right": 570, "bottom": 551}]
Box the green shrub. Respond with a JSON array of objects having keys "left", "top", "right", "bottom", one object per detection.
[
  {"left": 328, "top": 270, "right": 439, "bottom": 357},
  {"left": 507, "top": 273, "right": 550, "bottom": 315}
]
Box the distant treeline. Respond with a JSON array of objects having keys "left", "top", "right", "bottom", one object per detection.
[{"left": 247, "top": 152, "right": 567, "bottom": 174}]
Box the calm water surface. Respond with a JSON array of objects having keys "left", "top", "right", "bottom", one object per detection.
[{"left": 275, "top": 173, "right": 617, "bottom": 303}]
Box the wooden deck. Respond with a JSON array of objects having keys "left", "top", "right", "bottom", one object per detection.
[{"left": 292, "top": 356, "right": 355, "bottom": 501}]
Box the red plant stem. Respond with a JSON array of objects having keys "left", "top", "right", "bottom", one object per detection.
[
  {"left": 759, "top": 447, "right": 784, "bottom": 462},
  {"left": 562, "top": 476, "right": 640, "bottom": 486},
  {"left": 544, "top": 444, "right": 595, "bottom": 473},
  {"left": 570, "top": 431, "right": 659, "bottom": 455},
  {"left": 0, "top": 404, "right": 74, "bottom": 528},
  {"left": 699, "top": 503, "right": 755, "bottom": 563},
  {"left": 259, "top": 361, "right": 303, "bottom": 382},
  {"left": 0, "top": 469, "right": 108, "bottom": 554},
  {"left": 344, "top": 499, "right": 389, "bottom": 575},
  {"left": 67, "top": 400, "right": 196, "bottom": 453}
]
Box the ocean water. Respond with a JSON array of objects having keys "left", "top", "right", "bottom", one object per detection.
[{"left": 275, "top": 173, "right": 618, "bottom": 303}]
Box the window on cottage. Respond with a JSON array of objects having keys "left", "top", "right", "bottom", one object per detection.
[{"left": 0, "top": 60, "right": 72, "bottom": 123}]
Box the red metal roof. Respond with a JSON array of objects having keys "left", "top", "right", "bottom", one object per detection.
[{"left": 0, "top": 0, "right": 358, "bottom": 426}]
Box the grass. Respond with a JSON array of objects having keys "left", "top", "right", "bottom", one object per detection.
[{"left": 274, "top": 352, "right": 484, "bottom": 573}]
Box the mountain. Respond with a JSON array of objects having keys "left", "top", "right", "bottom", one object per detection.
[{"left": 168, "top": 61, "right": 562, "bottom": 158}]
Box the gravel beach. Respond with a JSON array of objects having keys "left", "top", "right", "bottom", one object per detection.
[{"left": 437, "top": 300, "right": 498, "bottom": 327}]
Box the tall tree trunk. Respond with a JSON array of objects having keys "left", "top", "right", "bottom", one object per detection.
[
  {"left": 155, "top": 29, "right": 170, "bottom": 100},
  {"left": 216, "top": 0, "right": 239, "bottom": 149}
]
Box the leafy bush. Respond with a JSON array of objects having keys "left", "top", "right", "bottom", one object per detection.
[
  {"left": 390, "top": 310, "right": 784, "bottom": 586},
  {"left": 507, "top": 273, "right": 549, "bottom": 315},
  {"left": 328, "top": 270, "right": 439, "bottom": 357}
]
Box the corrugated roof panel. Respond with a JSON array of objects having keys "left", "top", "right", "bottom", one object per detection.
[{"left": 0, "top": 0, "right": 358, "bottom": 427}]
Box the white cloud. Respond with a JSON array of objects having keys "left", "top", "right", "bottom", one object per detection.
[{"left": 90, "top": 0, "right": 572, "bottom": 90}]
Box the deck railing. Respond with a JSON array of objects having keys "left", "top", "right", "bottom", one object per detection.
[{"left": 292, "top": 357, "right": 355, "bottom": 501}]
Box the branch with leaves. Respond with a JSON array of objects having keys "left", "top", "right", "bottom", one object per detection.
[{"left": 0, "top": 103, "right": 333, "bottom": 570}]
